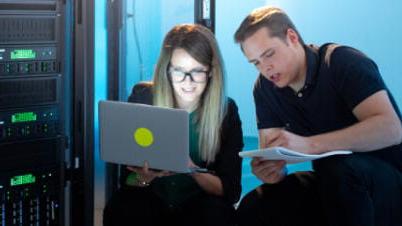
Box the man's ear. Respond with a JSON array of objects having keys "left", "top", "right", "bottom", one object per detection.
[{"left": 286, "top": 28, "right": 299, "bottom": 45}]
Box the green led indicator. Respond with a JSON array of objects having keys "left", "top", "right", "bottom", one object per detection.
[
  {"left": 10, "top": 174, "right": 36, "bottom": 186},
  {"left": 10, "top": 49, "right": 36, "bottom": 60},
  {"left": 11, "top": 112, "right": 37, "bottom": 123}
]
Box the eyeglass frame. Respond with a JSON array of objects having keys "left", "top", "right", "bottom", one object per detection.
[{"left": 168, "top": 66, "right": 210, "bottom": 83}]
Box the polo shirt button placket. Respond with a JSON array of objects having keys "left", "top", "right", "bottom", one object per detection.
[{"left": 297, "top": 92, "right": 303, "bottom": 98}]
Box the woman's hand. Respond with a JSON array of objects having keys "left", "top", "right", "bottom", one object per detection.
[
  {"left": 127, "top": 161, "right": 171, "bottom": 186},
  {"left": 187, "top": 158, "right": 224, "bottom": 196},
  {"left": 188, "top": 158, "right": 200, "bottom": 169}
]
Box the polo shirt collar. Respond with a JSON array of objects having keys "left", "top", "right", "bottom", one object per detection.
[
  {"left": 304, "top": 44, "right": 319, "bottom": 86},
  {"left": 271, "top": 44, "right": 319, "bottom": 95}
]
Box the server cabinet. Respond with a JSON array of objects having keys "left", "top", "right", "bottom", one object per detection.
[{"left": 0, "top": 0, "right": 94, "bottom": 225}]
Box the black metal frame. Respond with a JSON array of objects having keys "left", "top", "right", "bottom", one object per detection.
[
  {"left": 70, "top": 0, "right": 95, "bottom": 225},
  {"left": 105, "top": 0, "right": 123, "bottom": 204},
  {"left": 195, "top": 0, "right": 215, "bottom": 33}
]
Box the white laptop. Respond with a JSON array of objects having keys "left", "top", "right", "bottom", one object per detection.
[{"left": 98, "top": 100, "right": 208, "bottom": 173}]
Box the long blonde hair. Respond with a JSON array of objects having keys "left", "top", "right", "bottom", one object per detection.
[{"left": 152, "top": 24, "right": 226, "bottom": 163}]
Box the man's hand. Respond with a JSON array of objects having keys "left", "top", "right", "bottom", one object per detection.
[
  {"left": 251, "top": 157, "right": 287, "bottom": 184},
  {"left": 250, "top": 127, "right": 313, "bottom": 185},
  {"left": 261, "top": 128, "right": 318, "bottom": 154}
]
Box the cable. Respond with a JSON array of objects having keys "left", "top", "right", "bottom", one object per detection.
[{"left": 131, "top": 0, "right": 144, "bottom": 81}]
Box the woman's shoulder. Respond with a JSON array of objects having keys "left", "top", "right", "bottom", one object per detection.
[
  {"left": 220, "top": 97, "right": 242, "bottom": 140},
  {"left": 223, "top": 97, "right": 240, "bottom": 122},
  {"left": 225, "top": 97, "right": 238, "bottom": 112},
  {"left": 128, "top": 81, "right": 153, "bottom": 104},
  {"left": 132, "top": 81, "right": 153, "bottom": 93}
]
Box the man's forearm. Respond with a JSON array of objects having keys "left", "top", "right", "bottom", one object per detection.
[{"left": 310, "top": 115, "right": 402, "bottom": 154}]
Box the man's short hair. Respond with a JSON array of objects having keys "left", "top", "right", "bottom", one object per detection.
[{"left": 234, "top": 6, "right": 304, "bottom": 46}]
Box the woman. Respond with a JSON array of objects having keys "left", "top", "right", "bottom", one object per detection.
[{"left": 103, "top": 24, "right": 244, "bottom": 226}]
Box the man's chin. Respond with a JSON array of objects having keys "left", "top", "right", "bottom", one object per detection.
[{"left": 273, "top": 82, "right": 286, "bottom": 89}]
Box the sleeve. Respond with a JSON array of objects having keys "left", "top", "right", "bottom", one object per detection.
[
  {"left": 209, "top": 98, "right": 244, "bottom": 204},
  {"left": 331, "top": 47, "right": 386, "bottom": 110},
  {"left": 253, "top": 76, "right": 284, "bottom": 129}
]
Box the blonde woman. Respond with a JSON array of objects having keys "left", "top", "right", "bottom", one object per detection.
[{"left": 103, "top": 24, "right": 244, "bottom": 226}]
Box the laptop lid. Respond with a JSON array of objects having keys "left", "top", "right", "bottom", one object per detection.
[{"left": 98, "top": 100, "right": 191, "bottom": 173}]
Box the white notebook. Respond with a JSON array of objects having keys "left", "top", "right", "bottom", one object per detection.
[{"left": 239, "top": 147, "right": 352, "bottom": 164}]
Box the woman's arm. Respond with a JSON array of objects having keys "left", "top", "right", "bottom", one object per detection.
[
  {"left": 197, "top": 98, "right": 244, "bottom": 203},
  {"left": 191, "top": 172, "right": 224, "bottom": 196}
]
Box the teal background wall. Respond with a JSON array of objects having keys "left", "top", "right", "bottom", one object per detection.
[
  {"left": 217, "top": 0, "right": 402, "bottom": 137},
  {"left": 94, "top": 0, "right": 402, "bottom": 210},
  {"left": 123, "top": 0, "right": 193, "bottom": 100},
  {"left": 107, "top": 0, "right": 402, "bottom": 138},
  {"left": 94, "top": 0, "right": 107, "bottom": 214}
]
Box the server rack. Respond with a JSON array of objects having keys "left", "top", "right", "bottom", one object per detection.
[
  {"left": 0, "top": 0, "right": 94, "bottom": 225},
  {"left": 0, "top": 1, "right": 66, "bottom": 225}
]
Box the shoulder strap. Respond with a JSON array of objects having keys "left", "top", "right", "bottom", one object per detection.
[{"left": 319, "top": 43, "right": 341, "bottom": 67}]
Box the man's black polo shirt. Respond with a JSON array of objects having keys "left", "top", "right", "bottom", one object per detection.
[{"left": 253, "top": 43, "right": 402, "bottom": 171}]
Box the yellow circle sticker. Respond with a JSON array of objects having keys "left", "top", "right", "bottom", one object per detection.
[{"left": 134, "top": 127, "right": 154, "bottom": 147}]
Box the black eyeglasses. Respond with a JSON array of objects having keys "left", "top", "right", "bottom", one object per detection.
[{"left": 168, "top": 67, "right": 209, "bottom": 83}]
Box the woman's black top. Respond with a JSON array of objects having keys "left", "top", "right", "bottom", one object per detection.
[{"left": 120, "top": 82, "right": 244, "bottom": 205}]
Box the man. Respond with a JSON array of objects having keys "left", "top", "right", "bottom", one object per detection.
[{"left": 234, "top": 6, "right": 402, "bottom": 226}]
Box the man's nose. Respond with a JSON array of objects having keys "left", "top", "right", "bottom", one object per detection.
[{"left": 260, "top": 60, "right": 273, "bottom": 73}]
